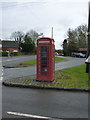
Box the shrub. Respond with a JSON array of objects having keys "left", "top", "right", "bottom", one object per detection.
[
  {"left": 0, "top": 51, "right": 2, "bottom": 57},
  {"left": 10, "top": 52, "right": 18, "bottom": 56},
  {"left": 2, "top": 51, "right": 8, "bottom": 56}
]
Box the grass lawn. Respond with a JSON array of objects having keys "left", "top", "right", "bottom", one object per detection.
[
  {"left": 20, "top": 59, "right": 36, "bottom": 66},
  {"left": 7, "top": 64, "right": 90, "bottom": 89},
  {"left": 55, "top": 56, "right": 66, "bottom": 62},
  {"left": 55, "top": 64, "right": 89, "bottom": 89},
  {"left": 19, "top": 56, "right": 66, "bottom": 66}
]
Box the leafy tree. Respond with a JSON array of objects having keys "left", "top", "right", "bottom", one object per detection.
[
  {"left": 68, "top": 40, "right": 78, "bottom": 55},
  {"left": 63, "top": 24, "right": 88, "bottom": 56},
  {"left": 75, "top": 24, "right": 87, "bottom": 48},
  {"left": 20, "top": 35, "right": 35, "bottom": 53},
  {"left": 67, "top": 28, "right": 78, "bottom": 55},
  {"left": 63, "top": 39, "right": 68, "bottom": 56}
]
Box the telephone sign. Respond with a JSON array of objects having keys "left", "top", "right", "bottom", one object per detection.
[{"left": 36, "top": 37, "right": 55, "bottom": 82}]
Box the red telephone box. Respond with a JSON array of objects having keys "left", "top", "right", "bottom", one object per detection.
[{"left": 36, "top": 37, "right": 55, "bottom": 82}]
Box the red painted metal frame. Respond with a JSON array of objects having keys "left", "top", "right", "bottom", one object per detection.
[{"left": 36, "top": 37, "right": 55, "bottom": 82}]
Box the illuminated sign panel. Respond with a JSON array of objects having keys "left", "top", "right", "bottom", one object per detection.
[{"left": 39, "top": 41, "right": 50, "bottom": 43}]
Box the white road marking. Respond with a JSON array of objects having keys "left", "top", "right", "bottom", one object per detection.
[
  {"left": 7, "top": 112, "right": 51, "bottom": 119},
  {"left": 7, "top": 111, "right": 62, "bottom": 120},
  {"left": 0, "top": 77, "right": 3, "bottom": 81}
]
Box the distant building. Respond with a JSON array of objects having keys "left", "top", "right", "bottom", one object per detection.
[
  {"left": 2, "top": 41, "right": 19, "bottom": 52},
  {"left": 78, "top": 48, "right": 87, "bottom": 54}
]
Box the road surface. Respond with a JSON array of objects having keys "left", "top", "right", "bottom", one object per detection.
[
  {"left": 2, "top": 55, "right": 36, "bottom": 67},
  {"left": 1, "top": 56, "right": 88, "bottom": 119},
  {"left": 2, "top": 86, "right": 88, "bottom": 119},
  {"left": 2, "top": 56, "right": 86, "bottom": 80}
]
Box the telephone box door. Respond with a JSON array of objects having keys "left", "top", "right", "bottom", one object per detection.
[{"left": 36, "top": 37, "right": 55, "bottom": 82}]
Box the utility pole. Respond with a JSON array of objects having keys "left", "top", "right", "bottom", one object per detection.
[
  {"left": 51, "top": 27, "right": 53, "bottom": 39},
  {"left": 87, "top": 1, "right": 90, "bottom": 57},
  {"left": 85, "top": 1, "right": 90, "bottom": 81}
]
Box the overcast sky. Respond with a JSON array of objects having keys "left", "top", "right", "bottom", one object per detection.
[{"left": 0, "top": 0, "right": 89, "bottom": 49}]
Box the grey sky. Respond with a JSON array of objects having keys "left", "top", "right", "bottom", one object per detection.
[{"left": 0, "top": 0, "right": 89, "bottom": 49}]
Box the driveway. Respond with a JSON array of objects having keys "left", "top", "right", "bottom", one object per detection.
[{"left": 55, "top": 56, "right": 86, "bottom": 70}]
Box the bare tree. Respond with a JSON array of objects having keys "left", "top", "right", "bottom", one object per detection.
[
  {"left": 26, "top": 29, "right": 43, "bottom": 45},
  {"left": 11, "top": 31, "right": 25, "bottom": 43},
  {"left": 11, "top": 31, "right": 25, "bottom": 50}
]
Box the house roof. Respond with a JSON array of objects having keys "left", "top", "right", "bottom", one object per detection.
[
  {"left": 78, "top": 48, "right": 87, "bottom": 52},
  {"left": 2, "top": 41, "right": 19, "bottom": 48}
]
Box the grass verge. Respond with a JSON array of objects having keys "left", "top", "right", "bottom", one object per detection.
[
  {"left": 56, "top": 64, "right": 89, "bottom": 89},
  {"left": 19, "top": 56, "right": 66, "bottom": 66},
  {"left": 4, "top": 64, "right": 90, "bottom": 89},
  {"left": 20, "top": 59, "right": 36, "bottom": 66}
]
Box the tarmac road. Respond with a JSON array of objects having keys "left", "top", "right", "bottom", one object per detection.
[
  {"left": 2, "top": 55, "right": 36, "bottom": 67},
  {"left": 2, "top": 56, "right": 88, "bottom": 119},
  {"left": 2, "top": 86, "right": 88, "bottom": 119},
  {"left": 2, "top": 56, "right": 86, "bottom": 80}
]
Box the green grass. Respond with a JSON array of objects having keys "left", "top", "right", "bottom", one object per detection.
[
  {"left": 19, "top": 56, "right": 66, "bottom": 66},
  {"left": 8, "top": 64, "right": 90, "bottom": 89},
  {"left": 55, "top": 64, "right": 89, "bottom": 88},
  {"left": 55, "top": 56, "right": 66, "bottom": 62},
  {"left": 20, "top": 59, "right": 36, "bottom": 66}
]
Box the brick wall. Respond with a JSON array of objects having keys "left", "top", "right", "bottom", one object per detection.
[{"left": 2, "top": 48, "right": 19, "bottom": 52}]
